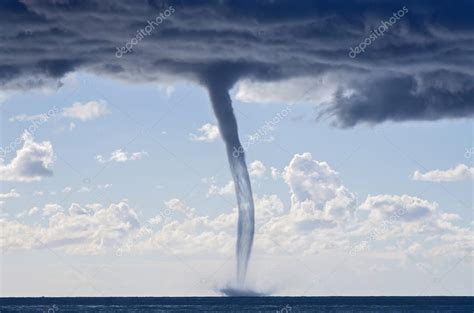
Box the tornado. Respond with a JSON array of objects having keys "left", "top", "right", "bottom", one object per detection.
[{"left": 205, "top": 79, "right": 255, "bottom": 287}]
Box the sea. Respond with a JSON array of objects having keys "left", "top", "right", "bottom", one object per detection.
[{"left": 0, "top": 297, "right": 473, "bottom": 312}]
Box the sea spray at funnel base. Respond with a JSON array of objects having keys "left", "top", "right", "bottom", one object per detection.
[{"left": 207, "top": 84, "right": 255, "bottom": 286}]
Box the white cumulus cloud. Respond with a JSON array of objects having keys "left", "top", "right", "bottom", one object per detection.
[
  {"left": 270, "top": 167, "right": 280, "bottom": 180},
  {"left": 28, "top": 206, "right": 39, "bottom": 216},
  {"left": 282, "top": 152, "right": 355, "bottom": 220},
  {"left": 358, "top": 194, "right": 438, "bottom": 223},
  {"left": 9, "top": 113, "right": 49, "bottom": 122},
  {"left": 412, "top": 164, "right": 474, "bottom": 182},
  {"left": 0, "top": 132, "right": 54, "bottom": 182},
  {"left": 189, "top": 123, "right": 220, "bottom": 142},
  {"left": 1, "top": 153, "right": 472, "bottom": 262},
  {"left": 249, "top": 160, "right": 266, "bottom": 178},
  {"left": 62, "top": 186, "right": 72, "bottom": 193},
  {"left": 1, "top": 201, "right": 139, "bottom": 255},
  {"left": 96, "top": 149, "right": 148, "bottom": 163},
  {"left": 0, "top": 189, "right": 20, "bottom": 199},
  {"left": 62, "top": 100, "right": 109, "bottom": 121},
  {"left": 42, "top": 203, "right": 63, "bottom": 216},
  {"left": 207, "top": 180, "right": 234, "bottom": 197}
]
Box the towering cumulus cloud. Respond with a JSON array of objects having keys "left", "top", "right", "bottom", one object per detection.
[{"left": 202, "top": 69, "right": 255, "bottom": 286}]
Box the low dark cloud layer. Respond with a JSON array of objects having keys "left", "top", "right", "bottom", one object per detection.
[{"left": 0, "top": 0, "right": 473, "bottom": 126}]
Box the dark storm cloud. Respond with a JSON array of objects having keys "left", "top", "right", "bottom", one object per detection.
[
  {"left": 0, "top": 0, "right": 473, "bottom": 126},
  {"left": 326, "top": 71, "right": 474, "bottom": 127}
]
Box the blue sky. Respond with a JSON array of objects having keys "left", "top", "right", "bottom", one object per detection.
[{"left": 1, "top": 72, "right": 472, "bottom": 296}]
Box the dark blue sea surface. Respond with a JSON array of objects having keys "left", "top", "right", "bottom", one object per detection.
[{"left": 0, "top": 296, "right": 473, "bottom": 312}]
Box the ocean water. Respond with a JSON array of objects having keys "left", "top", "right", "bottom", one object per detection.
[{"left": 0, "top": 297, "right": 473, "bottom": 313}]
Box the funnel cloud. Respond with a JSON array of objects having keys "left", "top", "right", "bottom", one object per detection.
[{"left": 202, "top": 68, "right": 255, "bottom": 286}]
